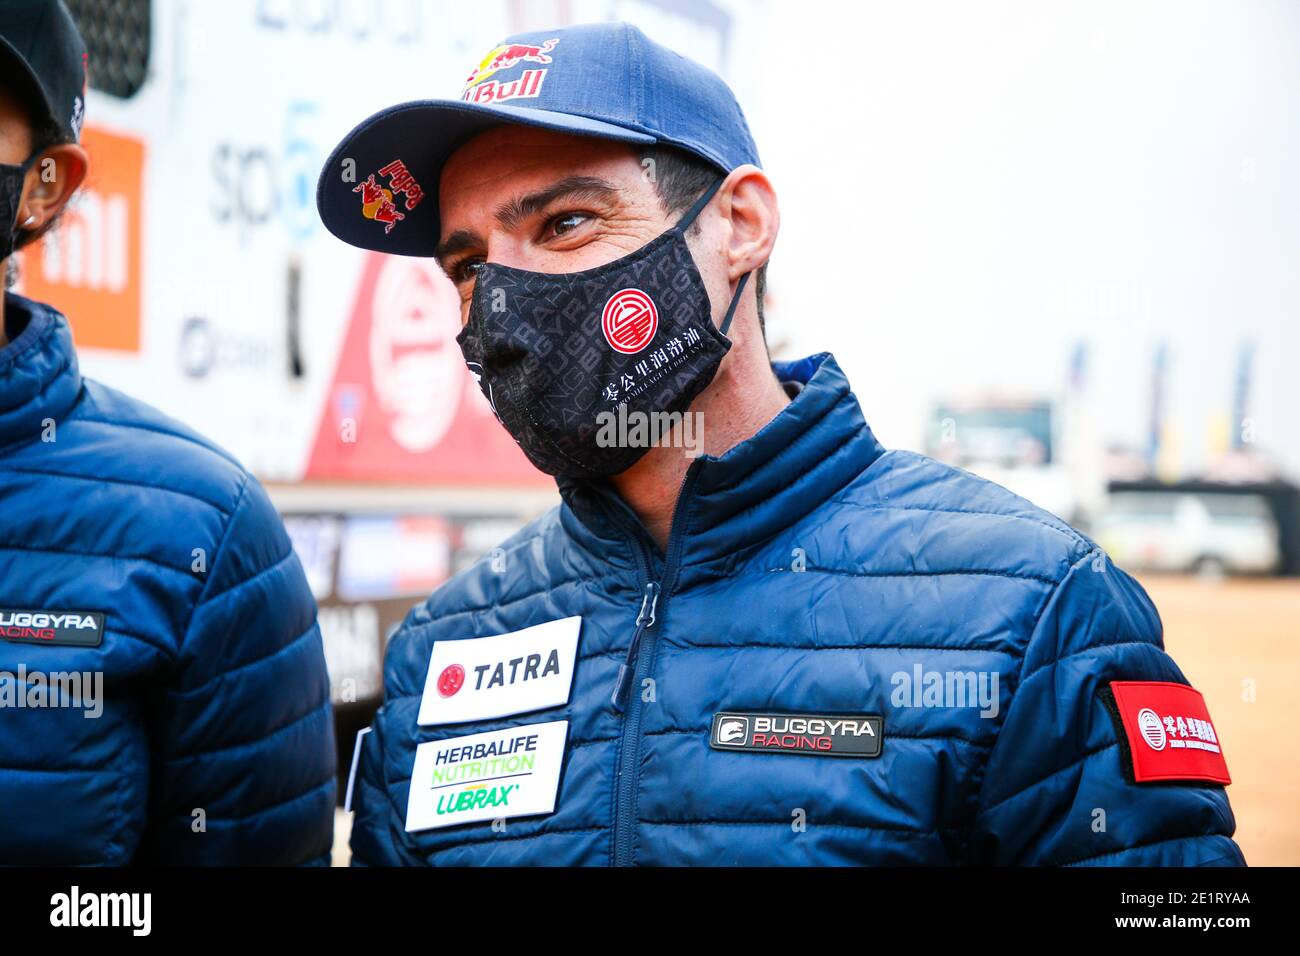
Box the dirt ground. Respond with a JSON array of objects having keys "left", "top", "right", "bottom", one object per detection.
[
  {"left": 331, "top": 574, "right": 1298, "bottom": 867},
  {"left": 1136, "top": 574, "right": 1299, "bottom": 867}
]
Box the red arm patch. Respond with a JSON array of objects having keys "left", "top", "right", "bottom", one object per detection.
[{"left": 1105, "top": 681, "right": 1231, "bottom": 785}]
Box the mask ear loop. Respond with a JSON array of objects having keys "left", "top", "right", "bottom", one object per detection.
[
  {"left": 674, "top": 177, "right": 754, "bottom": 338},
  {"left": 719, "top": 271, "right": 751, "bottom": 337},
  {"left": 676, "top": 176, "right": 727, "bottom": 231}
]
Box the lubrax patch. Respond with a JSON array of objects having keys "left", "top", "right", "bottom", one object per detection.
[
  {"left": 710, "top": 711, "right": 883, "bottom": 758},
  {"left": 0, "top": 609, "right": 104, "bottom": 647}
]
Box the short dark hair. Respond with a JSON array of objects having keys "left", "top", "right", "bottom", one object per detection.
[
  {"left": 639, "top": 144, "right": 769, "bottom": 337},
  {"left": 29, "top": 113, "right": 69, "bottom": 155}
]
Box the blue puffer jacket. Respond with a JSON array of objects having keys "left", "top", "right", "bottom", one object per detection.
[
  {"left": 0, "top": 293, "right": 336, "bottom": 865},
  {"left": 351, "top": 351, "right": 1243, "bottom": 866}
]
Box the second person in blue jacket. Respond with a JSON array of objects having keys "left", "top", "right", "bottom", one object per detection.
[{"left": 0, "top": 0, "right": 335, "bottom": 865}]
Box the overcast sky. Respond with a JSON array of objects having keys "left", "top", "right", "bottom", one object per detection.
[{"left": 727, "top": 0, "right": 1300, "bottom": 479}]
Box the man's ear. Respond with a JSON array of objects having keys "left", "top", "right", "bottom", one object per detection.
[
  {"left": 719, "top": 164, "right": 778, "bottom": 281},
  {"left": 19, "top": 143, "right": 89, "bottom": 235}
]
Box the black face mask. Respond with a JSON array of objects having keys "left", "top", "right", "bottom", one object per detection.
[
  {"left": 457, "top": 176, "right": 751, "bottom": 478},
  {"left": 0, "top": 154, "right": 38, "bottom": 261}
]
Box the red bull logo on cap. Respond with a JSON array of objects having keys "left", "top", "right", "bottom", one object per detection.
[
  {"left": 464, "top": 38, "right": 559, "bottom": 86},
  {"left": 462, "top": 38, "right": 559, "bottom": 105},
  {"left": 355, "top": 159, "right": 426, "bottom": 235}
]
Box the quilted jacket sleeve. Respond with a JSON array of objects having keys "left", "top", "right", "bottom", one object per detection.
[
  {"left": 349, "top": 717, "right": 406, "bottom": 866},
  {"left": 967, "top": 547, "right": 1245, "bottom": 866},
  {"left": 141, "top": 475, "right": 337, "bottom": 865}
]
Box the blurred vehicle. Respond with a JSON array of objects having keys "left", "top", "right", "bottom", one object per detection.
[
  {"left": 926, "top": 397, "right": 1104, "bottom": 526},
  {"left": 1095, "top": 491, "right": 1280, "bottom": 576}
]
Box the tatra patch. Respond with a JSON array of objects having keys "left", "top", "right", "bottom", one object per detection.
[
  {"left": 405, "top": 720, "right": 568, "bottom": 833},
  {"left": 417, "top": 617, "right": 580, "bottom": 726},
  {"left": 0, "top": 609, "right": 104, "bottom": 647},
  {"left": 710, "top": 711, "right": 884, "bottom": 758},
  {"left": 1104, "top": 681, "right": 1231, "bottom": 785}
]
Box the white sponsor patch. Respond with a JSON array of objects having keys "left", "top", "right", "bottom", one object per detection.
[
  {"left": 417, "top": 617, "right": 580, "bottom": 726},
  {"left": 405, "top": 720, "right": 568, "bottom": 833}
]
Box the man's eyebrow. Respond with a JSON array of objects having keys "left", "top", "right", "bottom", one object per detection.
[
  {"left": 494, "top": 176, "right": 621, "bottom": 231},
  {"left": 434, "top": 229, "right": 482, "bottom": 266}
]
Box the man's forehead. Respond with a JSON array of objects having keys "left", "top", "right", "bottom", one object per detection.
[
  {"left": 445, "top": 123, "right": 637, "bottom": 171},
  {"left": 437, "top": 127, "right": 648, "bottom": 240},
  {"left": 444, "top": 127, "right": 643, "bottom": 196}
]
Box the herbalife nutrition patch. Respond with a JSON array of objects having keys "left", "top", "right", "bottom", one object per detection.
[
  {"left": 405, "top": 720, "right": 569, "bottom": 833},
  {"left": 417, "top": 616, "right": 580, "bottom": 726}
]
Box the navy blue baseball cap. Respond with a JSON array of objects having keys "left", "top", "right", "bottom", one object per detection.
[{"left": 316, "top": 21, "right": 761, "bottom": 257}]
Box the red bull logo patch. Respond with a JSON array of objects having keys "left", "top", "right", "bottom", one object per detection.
[
  {"left": 462, "top": 38, "right": 559, "bottom": 105},
  {"left": 464, "top": 38, "right": 559, "bottom": 86},
  {"left": 354, "top": 159, "right": 425, "bottom": 234}
]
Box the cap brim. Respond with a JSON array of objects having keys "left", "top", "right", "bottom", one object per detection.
[{"left": 316, "top": 99, "right": 657, "bottom": 258}]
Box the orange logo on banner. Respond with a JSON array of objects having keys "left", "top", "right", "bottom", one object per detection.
[
  {"left": 19, "top": 125, "right": 144, "bottom": 352},
  {"left": 305, "top": 253, "right": 549, "bottom": 487}
]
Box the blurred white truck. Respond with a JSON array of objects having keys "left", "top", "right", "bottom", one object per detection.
[{"left": 1094, "top": 491, "right": 1280, "bottom": 576}]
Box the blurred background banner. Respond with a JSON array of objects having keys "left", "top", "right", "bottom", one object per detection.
[{"left": 16, "top": 0, "right": 1298, "bottom": 865}]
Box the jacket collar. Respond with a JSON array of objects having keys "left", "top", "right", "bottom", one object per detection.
[
  {"left": 0, "top": 292, "right": 82, "bottom": 449},
  {"left": 558, "top": 352, "right": 887, "bottom": 570}
]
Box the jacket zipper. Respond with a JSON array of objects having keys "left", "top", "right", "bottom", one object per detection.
[
  {"left": 611, "top": 582, "right": 659, "bottom": 710},
  {"left": 605, "top": 464, "right": 702, "bottom": 867}
]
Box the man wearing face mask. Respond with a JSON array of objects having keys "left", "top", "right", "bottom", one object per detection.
[
  {"left": 320, "top": 22, "right": 1243, "bottom": 866},
  {"left": 0, "top": 0, "right": 336, "bottom": 864}
]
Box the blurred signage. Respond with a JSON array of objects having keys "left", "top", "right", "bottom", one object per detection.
[
  {"left": 284, "top": 512, "right": 527, "bottom": 705},
  {"left": 304, "top": 253, "right": 549, "bottom": 485},
  {"left": 336, "top": 516, "right": 451, "bottom": 602},
  {"left": 43, "top": 1, "right": 763, "bottom": 483},
  {"left": 286, "top": 514, "right": 343, "bottom": 600}
]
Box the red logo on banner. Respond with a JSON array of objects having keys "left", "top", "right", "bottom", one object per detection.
[
  {"left": 601, "top": 288, "right": 658, "bottom": 353},
  {"left": 304, "top": 253, "right": 549, "bottom": 486},
  {"left": 1109, "top": 681, "right": 1231, "bottom": 785}
]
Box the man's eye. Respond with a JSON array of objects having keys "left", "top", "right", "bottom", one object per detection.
[
  {"left": 452, "top": 257, "right": 485, "bottom": 283},
  {"left": 547, "top": 212, "right": 589, "bottom": 238}
]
